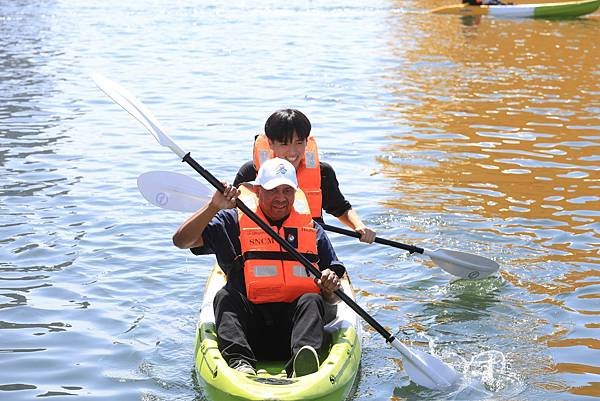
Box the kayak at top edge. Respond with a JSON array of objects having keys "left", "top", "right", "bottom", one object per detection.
[{"left": 430, "top": 0, "right": 600, "bottom": 18}]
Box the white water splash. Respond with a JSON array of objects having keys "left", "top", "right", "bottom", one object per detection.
[
  {"left": 466, "top": 351, "right": 508, "bottom": 392},
  {"left": 439, "top": 348, "right": 525, "bottom": 400}
]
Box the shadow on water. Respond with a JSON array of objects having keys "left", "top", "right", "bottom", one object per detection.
[{"left": 429, "top": 277, "right": 505, "bottom": 324}]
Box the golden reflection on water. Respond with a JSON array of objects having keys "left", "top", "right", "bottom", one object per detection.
[
  {"left": 503, "top": 269, "right": 600, "bottom": 296},
  {"left": 384, "top": 17, "right": 598, "bottom": 212},
  {"left": 383, "top": 4, "right": 599, "bottom": 261},
  {"left": 383, "top": 3, "right": 599, "bottom": 398}
]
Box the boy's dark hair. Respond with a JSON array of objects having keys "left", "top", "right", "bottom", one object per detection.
[{"left": 264, "top": 109, "right": 311, "bottom": 144}]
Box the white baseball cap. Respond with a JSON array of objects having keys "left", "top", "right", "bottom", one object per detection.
[{"left": 251, "top": 157, "right": 298, "bottom": 190}]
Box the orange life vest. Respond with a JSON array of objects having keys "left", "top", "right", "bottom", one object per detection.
[
  {"left": 238, "top": 186, "right": 320, "bottom": 304},
  {"left": 252, "top": 134, "right": 323, "bottom": 219}
]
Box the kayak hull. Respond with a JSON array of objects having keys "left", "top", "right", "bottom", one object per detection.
[
  {"left": 430, "top": 0, "right": 600, "bottom": 18},
  {"left": 194, "top": 266, "right": 362, "bottom": 401}
]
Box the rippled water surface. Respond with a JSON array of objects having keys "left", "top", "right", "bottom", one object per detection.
[{"left": 1, "top": 1, "right": 599, "bottom": 400}]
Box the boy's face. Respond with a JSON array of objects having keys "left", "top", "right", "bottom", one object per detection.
[{"left": 268, "top": 132, "right": 307, "bottom": 170}]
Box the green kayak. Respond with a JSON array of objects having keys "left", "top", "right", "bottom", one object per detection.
[
  {"left": 431, "top": 0, "right": 600, "bottom": 18},
  {"left": 194, "top": 265, "right": 362, "bottom": 401}
]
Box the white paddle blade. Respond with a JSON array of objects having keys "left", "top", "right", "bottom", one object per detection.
[
  {"left": 91, "top": 73, "right": 187, "bottom": 159},
  {"left": 425, "top": 249, "right": 499, "bottom": 280},
  {"left": 390, "top": 338, "right": 459, "bottom": 389},
  {"left": 137, "top": 171, "right": 212, "bottom": 212}
]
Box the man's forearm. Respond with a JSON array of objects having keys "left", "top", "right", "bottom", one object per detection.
[{"left": 172, "top": 203, "right": 220, "bottom": 249}]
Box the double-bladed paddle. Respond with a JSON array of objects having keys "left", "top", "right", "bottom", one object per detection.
[
  {"left": 136, "top": 170, "right": 499, "bottom": 280},
  {"left": 92, "top": 73, "right": 459, "bottom": 390}
]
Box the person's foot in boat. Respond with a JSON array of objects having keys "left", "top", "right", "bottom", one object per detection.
[
  {"left": 292, "top": 345, "right": 320, "bottom": 377},
  {"left": 231, "top": 359, "right": 256, "bottom": 376}
]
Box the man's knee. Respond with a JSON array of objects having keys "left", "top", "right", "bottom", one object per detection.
[
  {"left": 213, "top": 287, "right": 247, "bottom": 312},
  {"left": 296, "top": 292, "right": 325, "bottom": 311}
]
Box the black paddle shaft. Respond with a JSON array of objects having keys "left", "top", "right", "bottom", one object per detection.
[
  {"left": 182, "top": 153, "right": 397, "bottom": 344},
  {"left": 319, "top": 223, "right": 425, "bottom": 254}
]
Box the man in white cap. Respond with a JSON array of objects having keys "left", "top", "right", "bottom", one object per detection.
[{"left": 173, "top": 158, "right": 344, "bottom": 378}]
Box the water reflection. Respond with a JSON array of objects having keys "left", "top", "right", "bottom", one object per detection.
[
  {"left": 381, "top": 11, "right": 599, "bottom": 256},
  {"left": 381, "top": 4, "right": 600, "bottom": 398}
]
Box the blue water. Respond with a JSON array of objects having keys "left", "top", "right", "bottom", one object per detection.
[{"left": 1, "top": 1, "right": 599, "bottom": 400}]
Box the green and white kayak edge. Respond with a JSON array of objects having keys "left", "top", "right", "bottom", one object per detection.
[
  {"left": 194, "top": 266, "right": 362, "bottom": 401},
  {"left": 532, "top": 0, "right": 600, "bottom": 17},
  {"left": 430, "top": 0, "right": 600, "bottom": 18}
]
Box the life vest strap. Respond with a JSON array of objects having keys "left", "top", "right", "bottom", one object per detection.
[{"left": 243, "top": 251, "right": 319, "bottom": 264}]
